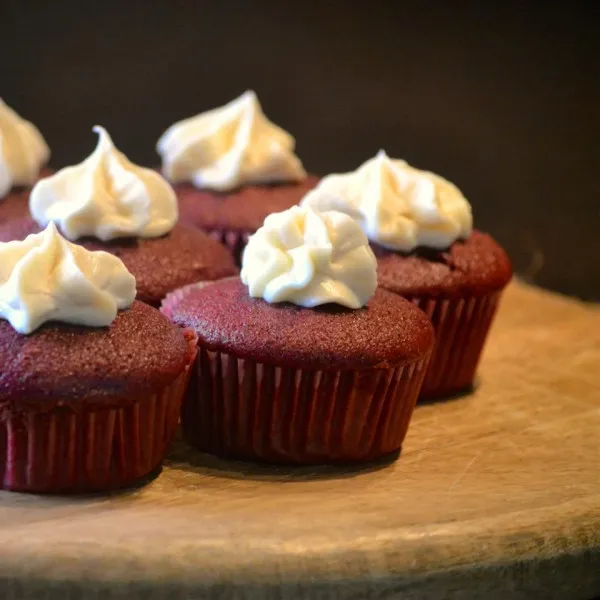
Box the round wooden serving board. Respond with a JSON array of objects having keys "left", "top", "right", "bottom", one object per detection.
[{"left": 0, "top": 281, "right": 599, "bottom": 600}]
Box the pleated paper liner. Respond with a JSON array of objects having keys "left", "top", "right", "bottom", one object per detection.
[
  {"left": 206, "top": 229, "right": 251, "bottom": 266},
  {"left": 410, "top": 292, "right": 502, "bottom": 400},
  {"left": 0, "top": 332, "right": 197, "bottom": 494},
  {"left": 181, "top": 350, "right": 431, "bottom": 464}
]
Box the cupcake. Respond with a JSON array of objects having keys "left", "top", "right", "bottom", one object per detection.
[
  {"left": 301, "top": 151, "right": 512, "bottom": 399},
  {"left": 0, "top": 99, "right": 51, "bottom": 224},
  {"left": 0, "top": 126, "right": 237, "bottom": 306},
  {"left": 0, "top": 224, "right": 196, "bottom": 493},
  {"left": 156, "top": 90, "right": 318, "bottom": 264},
  {"left": 161, "top": 206, "right": 434, "bottom": 464}
]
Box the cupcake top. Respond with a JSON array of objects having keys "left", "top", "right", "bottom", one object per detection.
[
  {"left": 0, "top": 99, "right": 50, "bottom": 199},
  {"left": 0, "top": 126, "right": 237, "bottom": 306},
  {"left": 167, "top": 206, "right": 433, "bottom": 370},
  {"left": 166, "top": 278, "right": 432, "bottom": 371},
  {"left": 30, "top": 126, "right": 178, "bottom": 242},
  {"left": 241, "top": 206, "right": 377, "bottom": 309},
  {"left": 0, "top": 301, "right": 193, "bottom": 406},
  {"left": 0, "top": 217, "right": 238, "bottom": 307},
  {"left": 373, "top": 230, "right": 512, "bottom": 298},
  {"left": 0, "top": 223, "right": 136, "bottom": 335},
  {"left": 157, "top": 90, "right": 306, "bottom": 192},
  {"left": 0, "top": 224, "right": 193, "bottom": 405},
  {"left": 301, "top": 150, "right": 472, "bottom": 252}
]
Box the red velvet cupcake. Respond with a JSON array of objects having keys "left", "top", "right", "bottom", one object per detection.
[
  {"left": 0, "top": 99, "right": 50, "bottom": 224},
  {"left": 0, "top": 219, "right": 237, "bottom": 307},
  {"left": 0, "top": 126, "right": 237, "bottom": 307},
  {"left": 162, "top": 207, "right": 434, "bottom": 464},
  {"left": 0, "top": 225, "right": 196, "bottom": 493},
  {"left": 302, "top": 151, "right": 512, "bottom": 400},
  {"left": 0, "top": 168, "right": 53, "bottom": 224},
  {"left": 157, "top": 91, "right": 318, "bottom": 264}
]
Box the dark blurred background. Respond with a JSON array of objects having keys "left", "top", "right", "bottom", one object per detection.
[{"left": 3, "top": 2, "right": 599, "bottom": 299}]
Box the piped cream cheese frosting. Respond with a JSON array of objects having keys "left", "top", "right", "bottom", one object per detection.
[
  {"left": 0, "top": 223, "right": 136, "bottom": 334},
  {"left": 241, "top": 206, "right": 377, "bottom": 309},
  {"left": 30, "top": 126, "right": 178, "bottom": 242},
  {"left": 0, "top": 99, "right": 50, "bottom": 199},
  {"left": 157, "top": 90, "right": 306, "bottom": 192},
  {"left": 301, "top": 150, "right": 473, "bottom": 252}
]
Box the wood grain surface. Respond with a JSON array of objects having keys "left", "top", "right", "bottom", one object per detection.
[{"left": 0, "top": 280, "right": 598, "bottom": 600}]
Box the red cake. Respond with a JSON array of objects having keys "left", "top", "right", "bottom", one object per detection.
[
  {"left": 0, "top": 302, "right": 197, "bottom": 493},
  {"left": 374, "top": 231, "right": 512, "bottom": 398},
  {"left": 163, "top": 279, "right": 433, "bottom": 464},
  {"left": 0, "top": 168, "right": 53, "bottom": 224},
  {"left": 161, "top": 208, "right": 435, "bottom": 464},
  {"left": 157, "top": 91, "right": 316, "bottom": 264},
  {"left": 4, "top": 126, "right": 238, "bottom": 306},
  {"left": 374, "top": 231, "right": 511, "bottom": 299},
  {"left": 175, "top": 176, "right": 319, "bottom": 263},
  {"left": 0, "top": 226, "right": 196, "bottom": 493},
  {"left": 301, "top": 152, "right": 512, "bottom": 399},
  {"left": 0, "top": 218, "right": 237, "bottom": 306}
]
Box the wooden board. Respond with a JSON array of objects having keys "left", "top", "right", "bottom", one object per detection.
[{"left": 0, "top": 281, "right": 599, "bottom": 600}]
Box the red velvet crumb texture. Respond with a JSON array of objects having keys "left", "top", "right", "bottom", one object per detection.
[
  {"left": 168, "top": 278, "right": 434, "bottom": 371},
  {"left": 175, "top": 176, "right": 320, "bottom": 233},
  {"left": 374, "top": 230, "right": 512, "bottom": 298},
  {"left": 0, "top": 218, "right": 238, "bottom": 306},
  {"left": 0, "top": 168, "right": 53, "bottom": 225},
  {"left": 0, "top": 301, "right": 194, "bottom": 410}
]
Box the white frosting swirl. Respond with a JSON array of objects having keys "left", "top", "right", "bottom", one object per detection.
[
  {"left": 0, "top": 223, "right": 136, "bottom": 335},
  {"left": 30, "top": 126, "right": 177, "bottom": 242},
  {"left": 157, "top": 90, "right": 306, "bottom": 192},
  {"left": 0, "top": 99, "right": 50, "bottom": 199},
  {"left": 241, "top": 206, "right": 377, "bottom": 309},
  {"left": 301, "top": 150, "right": 473, "bottom": 252}
]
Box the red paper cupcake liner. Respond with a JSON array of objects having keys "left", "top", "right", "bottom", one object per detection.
[
  {"left": 409, "top": 292, "right": 502, "bottom": 400},
  {"left": 206, "top": 229, "right": 251, "bottom": 266},
  {"left": 181, "top": 349, "right": 431, "bottom": 464},
  {"left": 0, "top": 334, "right": 197, "bottom": 494}
]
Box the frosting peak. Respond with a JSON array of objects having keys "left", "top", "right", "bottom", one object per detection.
[
  {"left": 241, "top": 206, "right": 377, "bottom": 309},
  {"left": 0, "top": 223, "right": 136, "bottom": 334},
  {"left": 30, "top": 126, "right": 178, "bottom": 242},
  {"left": 157, "top": 90, "right": 306, "bottom": 192},
  {"left": 0, "top": 99, "right": 50, "bottom": 199},
  {"left": 301, "top": 150, "right": 472, "bottom": 252}
]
